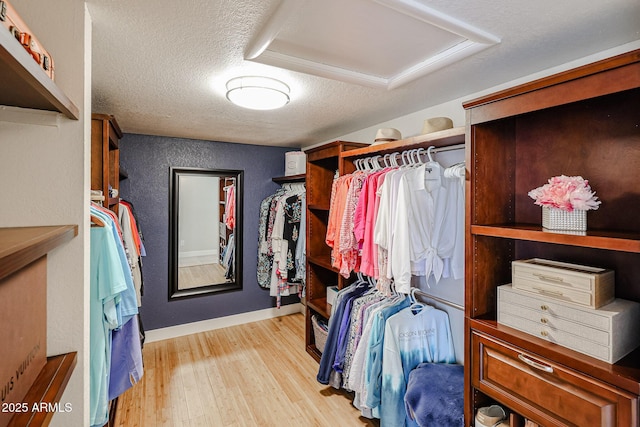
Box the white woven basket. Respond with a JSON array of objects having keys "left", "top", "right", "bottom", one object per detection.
[
  {"left": 311, "top": 315, "right": 328, "bottom": 354},
  {"left": 542, "top": 207, "right": 587, "bottom": 231}
]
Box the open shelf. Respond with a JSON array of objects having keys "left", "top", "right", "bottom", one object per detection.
[
  {"left": 340, "top": 126, "right": 465, "bottom": 158},
  {"left": 471, "top": 224, "right": 640, "bottom": 253},
  {"left": 1, "top": 226, "right": 78, "bottom": 427},
  {"left": 0, "top": 26, "right": 78, "bottom": 120},
  {"left": 307, "top": 297, "right": 331, "bottom": 319},
  {"left": 272, "top": 173, "right": 305, "bottom": 183},
  {"left": 0, "top": 225, "right": 79, "bottom": 280},
  {"left": 7, "top": 352, "right": 77, "bottom": 427},
  {"left": 307, "top": 254, "right": 334, "bottom": 271}
]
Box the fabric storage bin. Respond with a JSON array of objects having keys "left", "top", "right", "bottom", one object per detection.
[{"left": 285, "top": 151, "right": 306, "bottom": 176}]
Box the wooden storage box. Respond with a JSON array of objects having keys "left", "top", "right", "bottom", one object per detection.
[
  {"left": 512, "top": 258, "right": 614, "bottom": 309},
  {"left": 498, "top": 284, "right": 640, "bottom": 363}
]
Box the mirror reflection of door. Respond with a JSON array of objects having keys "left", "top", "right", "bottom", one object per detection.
[
  {"left": 169, "top": 167, "right": 243, "bottom": 299},
  {"left": 177, "top": 175, "right": 231, "bottom": 289}
]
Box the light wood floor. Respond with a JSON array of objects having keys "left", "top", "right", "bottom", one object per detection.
[
  {"left": 178, "top": 263, "right": 229, "bottom": 289},
  {"left": 115, "top": 313, "right": 379, "bottom": 426}
]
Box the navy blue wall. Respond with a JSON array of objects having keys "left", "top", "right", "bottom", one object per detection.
[{"left": 119, "top": 133, "right": 299, "bottom": 330}]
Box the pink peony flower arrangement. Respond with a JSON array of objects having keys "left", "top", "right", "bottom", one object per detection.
[{"left": 528, "top": 175, "right": 601, "bottom": 212}]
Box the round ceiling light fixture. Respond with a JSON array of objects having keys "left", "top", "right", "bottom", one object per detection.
[{"left": 225, "top": 76, "right": 290, "bottom": 110}]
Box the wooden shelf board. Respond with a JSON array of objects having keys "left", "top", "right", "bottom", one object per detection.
[
  {"left": 340, "top": 126, "right": 465, "bottom": 158},
  {"left": 306, "top": 255, "right": 336, "bottom": 272},
  {"left": 8, "top": 352, "right": 77, "bottom": 427},
  {"left": 307, "top": 297, "right": 331, "bottom": 319},
  {"left": 0, "top": 27, "right": 78, "bottom": 120},
  {"left": 0, "top": 225, "right": 78, "bottom": 281},
  {"left": 272, "top": 174, "right": 305, "bottom": 183},
  {"left": 471, "top": 224, "right": 640, "bottom": 253},
  {"left": 469, "top": 318, "right": 640, "bottom": 395},
  {"left": 307, "top": 204, "right": 329, "bottom": 211}
]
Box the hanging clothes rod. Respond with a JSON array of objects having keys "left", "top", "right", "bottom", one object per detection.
[
  {"left": 413, "top": 289, "right": 464, "bottom": 311},
  {"left": 429, "top": 143, "right": 465, "bottom": 154},
  {"left": 354, "top": 143, "right": 466, "bottom": 170}
]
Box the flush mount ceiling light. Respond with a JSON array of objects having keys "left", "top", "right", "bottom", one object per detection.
[{"left": 225, "top": 76, "right": 290, "bottom": 110}]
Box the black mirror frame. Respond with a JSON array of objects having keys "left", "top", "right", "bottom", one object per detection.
[{"left": 168, "top": 167, "right": 244, "bottom": 300}]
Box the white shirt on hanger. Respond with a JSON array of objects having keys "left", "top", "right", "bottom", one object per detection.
[{"left": 391, "top": 163, "right": 461, "bottom": 293}]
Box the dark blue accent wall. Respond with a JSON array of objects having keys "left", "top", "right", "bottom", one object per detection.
[{"left": 119, "top": 133, "right": 300, "bottom": 330}]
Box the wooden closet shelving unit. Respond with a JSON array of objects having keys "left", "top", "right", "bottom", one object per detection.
[
  {"left": 91, "top": 114, "right": 123, "bottom": 214},
  {"left": 303, "top": 129, "right": 467, "bottom": 361},
  {"left": 304, "top": 140, "right": 367, "bottom": 361},
  {"left": 463, "top": 49, "right": 640, "bottom": 426}
]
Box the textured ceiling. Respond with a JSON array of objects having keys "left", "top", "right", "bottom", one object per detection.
[{"left": 86, "top": 0, "right": 640, "bottom": 148}]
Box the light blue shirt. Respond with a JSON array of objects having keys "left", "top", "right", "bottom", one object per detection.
[
  {"left": 90, "top": 226, "right": 128, "bottom": 426},
  {"left": 381, "top": 306, "right": 455, "bottom": 427}
]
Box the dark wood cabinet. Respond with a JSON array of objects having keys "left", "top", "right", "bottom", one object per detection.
[
  {"left": 463, "top": 49, "right": 640, "bottom": 426},
  {"left": 304, "top": 140, "right": 367, "bottom": 361},
  {"left": 91, "top": 114, "right": 123, "bottom": 214}
]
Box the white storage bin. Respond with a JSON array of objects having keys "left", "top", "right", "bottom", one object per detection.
[{"left": 285, "top": 151, "right": 306, "bottom": 176}]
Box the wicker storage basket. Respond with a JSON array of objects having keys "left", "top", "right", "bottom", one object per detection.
[
  {"left": 311, "top": 315, "right": 328, "bottom": 354},
  {"left": 542, "top": 207, "right": 586, "bottom": 231}
]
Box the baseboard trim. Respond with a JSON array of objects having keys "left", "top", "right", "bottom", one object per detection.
[{"left": 145, "top": 303, "right": 304, "bottom": 343}]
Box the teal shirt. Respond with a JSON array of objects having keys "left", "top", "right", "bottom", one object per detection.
[{"left": 90, "top": 226, "right": 128, "bottom": 426}]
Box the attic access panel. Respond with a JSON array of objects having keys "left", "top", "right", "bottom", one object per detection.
[{"left": 246, "top": 0, "right": 499, "bottom": 89}]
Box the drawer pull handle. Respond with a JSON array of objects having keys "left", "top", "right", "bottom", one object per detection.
[
  {"left": 540, "top": 317, "right": 548, "bottom": 324},
  {"left": 534, "top": 287, "right": 563, "bottom": 296},
  {"left": 540, "top": 305, "right": 549, "bottom": 310},
  {"left": 518, "top": 354, "right": 554, "bottom": 373},
  {"left": 533, "top": 273, "right": 565, "bottom": 283},
  {"left": 540, "top": 330, "right": 548, "bottom": 337}
]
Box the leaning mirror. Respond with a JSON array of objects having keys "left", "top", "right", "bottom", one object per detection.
[{"left": 169, "top": 167, "right": 243, "bottom": 299}]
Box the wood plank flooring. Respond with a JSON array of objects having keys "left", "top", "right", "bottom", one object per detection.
[
  {"left": 115, "top": 313, "right": 379, "bottom": 426},
  {"left": 178, "top": 263, "right": 228, "bottom": 289}
]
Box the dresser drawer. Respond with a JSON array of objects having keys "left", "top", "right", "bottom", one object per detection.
[
  {"left": 512, "top": 277, "right": 594, "bottom": 306},
  {"left": 498, "top": 311, "right": 610, "bottom": 361},
  {"left": 472, "top": 331, "right": 638, "bottom": 427},
  {"left": 498, "top": 285, "right": 640, "bottom": 363},
  {"left": 499, "top": 302, "right": 610, "bottom": 346}
]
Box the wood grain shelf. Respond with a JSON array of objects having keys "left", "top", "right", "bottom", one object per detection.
[
  {"left": 307, "top": 204, "right": 329, "bottom": 211},
  {"left": 0, "top": 26, "right": 78, "bottom": 120},
  {"left": 307, "top": 297, "right": 331, "bottom": 319},
  {"left": 340, "top": 126, "right": 465, "bottom": 158},
  {"left": 272, "top": 173, "right": 305, "bottom": 183},
  {"left": 0, "top": 225, "right": 78, "bottom": 281},
  {"left": 471, "top": 224, "right": 640, "bottom": 253},
  {"left": 7, "top": 352, "right": 77, "bottom": 427}
]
